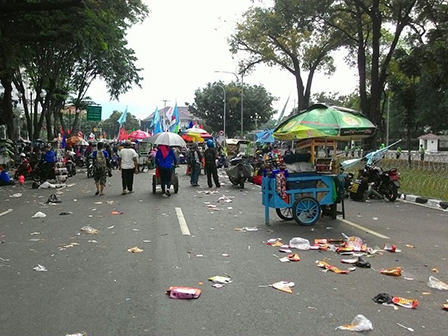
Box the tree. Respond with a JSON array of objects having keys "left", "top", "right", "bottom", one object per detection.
[
  {"left": 229, "top": 0, "right": 345, "bottom": 111},
  {"left": 102, "top": 110, "right": 140, "bottom": 138},
  {"left": 189, "top": 81, "right": 276, "bottom": 138}
]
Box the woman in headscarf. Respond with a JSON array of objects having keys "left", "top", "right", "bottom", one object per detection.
[{"left": 155, "top": 145, "right": 177, "bottom": 197}]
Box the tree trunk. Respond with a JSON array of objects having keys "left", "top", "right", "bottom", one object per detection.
[
  {"left": 293, "top": 61, "right": 306, "bottom": 111},
  {"left": 0, "top": 76, "right": 15, "bottom": 139},
  {"left": 45, "top": 107, "right": 52, "bottom": 141}
]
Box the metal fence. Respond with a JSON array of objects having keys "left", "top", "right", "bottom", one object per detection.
[{"left": 338, "top": 150, "right": 448, "bottom": 202}]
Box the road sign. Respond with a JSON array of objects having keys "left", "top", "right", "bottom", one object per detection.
[{"left": 87, "top": 106, "right": 102, "bottom": 121}]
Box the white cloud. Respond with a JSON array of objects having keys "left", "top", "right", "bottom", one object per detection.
[{"left": 86, "top": 0, "right": 358, "bottom": 121}]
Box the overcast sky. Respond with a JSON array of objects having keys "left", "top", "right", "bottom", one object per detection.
[{"left": 86, "top": 0, "right": 358, "bottom": 121}]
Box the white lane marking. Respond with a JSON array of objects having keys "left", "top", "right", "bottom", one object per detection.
[
  {"left": 0, "top": 209, "right": 13, "bottom": 217},
  {"left": 175, "top": 207, "right": 190, "bottom": 236},
  {"left": 339, "top": 218, "right": 390, "bottom": 239}
]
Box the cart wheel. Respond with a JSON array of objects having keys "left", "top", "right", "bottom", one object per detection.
[
  {"left": 276, "top": 208, "right": 294, "bottom": 221},
  {"left": 292, "top": 197, "right": 321, "bottom": 226},
  {"left": 152, "top": 175, "right": 156, "bottom": 194}
]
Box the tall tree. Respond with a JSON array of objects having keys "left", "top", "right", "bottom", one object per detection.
[
  {"left": 229, "top": 0, "right": 344, "bottom": 111},
  {"left": 189, "top": 81, "right": 276, "bottom": 138}
]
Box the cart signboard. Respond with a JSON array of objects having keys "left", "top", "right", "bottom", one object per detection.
[{"left": 87, "top": 106, "right": 102, "bottom": 121}]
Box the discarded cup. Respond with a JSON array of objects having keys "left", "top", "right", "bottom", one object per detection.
[
  {"left": 33, "top": 264, "right": 47, "bottom": 272},
  {"left": 427, "top": 276, "right": 448, "bottom": 290},
  {"left": 166, "top": 286, "right": 201, "bottom": 299},
  {"left": 336, "top": 314, "right": 373, "bottom": 331},
  {"left": 289, "top": 237, "right": 310, "bottom": 250}
]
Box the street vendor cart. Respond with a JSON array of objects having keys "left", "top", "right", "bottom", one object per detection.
[{"left": 262, "top": 103, "right": 377, "bottom": 226}]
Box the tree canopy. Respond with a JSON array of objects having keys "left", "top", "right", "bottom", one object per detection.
[
  {"left": 102, "top": 110, "right": 140, "bottom": 139},
  {"left": 188, "top": 81, "right": 276, "bottom": 138}
]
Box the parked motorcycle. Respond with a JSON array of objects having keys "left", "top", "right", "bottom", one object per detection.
[
  {"left": 74, "top": 155, "right": 85, "bottom": 167},
  {"left": 226, "top": 155, "right": 253, "bottom": 189},
  {"left": 86, "top": 155, "right": 95, "bottom": 178},
  {"left": 215, "top": 154, "right": 228, "bottom": 169},
  {"left": 350, "top": 165, "right": 400, "bottom": 201},
  {"left": 14, "top": 154, "right": 34, "bottom": 180}
]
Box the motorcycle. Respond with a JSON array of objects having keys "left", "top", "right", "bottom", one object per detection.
[
  {"left": 225, "top": 155, "right": 253, "bottom": 189},
  {"left": 64, "top": 151, "right": 77, "bottom": 177},
  {"left": 215, "top": 154, "right": 228, "bottom": 169},
  {"left": 350, "top": 165, "right": 400, "bottom": 202},
  {"left": 14, "top": 155, "right": 34, "bottom": 180},
  {"left": 86, "top": 155, "right": 96, "bottom": 178},
  {"left": 74, "top": 155, "right": 85, "bottom": 167}
]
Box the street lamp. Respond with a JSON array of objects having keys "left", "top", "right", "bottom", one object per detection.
[
  {"left": 215, "top": 84, "right": 226, "bottom": 136},
  {"left": 215, "top": 70, "right": 244, "bottom": 138}
]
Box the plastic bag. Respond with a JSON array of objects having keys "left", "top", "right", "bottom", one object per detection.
[
  {"left": 289, "top": 237, "right": 310, "bottom": 250},
  {"left": 81, "top": 226, "right": 99, "bottom": 234},
  {"left": 46, "top": 193, "right": 61, "bottom": 204},
  {"left": 336, "top": 314, "right": 373, "bottom": 331},
  {"left": 32, "top": 211, "right": 46, "bottom": 218},
  {"left": 33, "top": 264, "right": 47, "bottom": 272},
  {"left": 427, "top": 276, "right": 448, "bottom": 290},
  {"left": 372, "top": 293, "right": 393, "bottom": 304}
]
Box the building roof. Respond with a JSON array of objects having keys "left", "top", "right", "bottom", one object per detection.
[
  {"left": 418, "top": 133, "right": 448, "bottom": 140},
  {"left": 143, "top": 106, "right": 193, "bottom": 121}
]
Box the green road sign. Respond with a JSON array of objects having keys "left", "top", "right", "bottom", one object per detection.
[{"left": 87, "top": 106, "right": 102, "bottom": 121}]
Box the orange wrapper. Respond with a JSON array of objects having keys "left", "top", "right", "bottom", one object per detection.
[
  {"left": 442, "top": 304, "right": 448, "bottom": 310},
  {"left": 337, "top": 247, "right": 353, "bottom": 253},
  {"left": 316, "top": 260, "right": 349, "bottom": 274},
  {"left": 392, "top": 296, "right": 418, "bottom": 309},
  {"left": 287, "top": 253, "right": 300, "bottom": 262},
  {"left": 380, "top": 267, "right": 402, "bottom": 276}
]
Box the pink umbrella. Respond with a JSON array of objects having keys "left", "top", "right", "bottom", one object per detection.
[{"left": 128, "top": 130, "right": 151, "bottom": 140}]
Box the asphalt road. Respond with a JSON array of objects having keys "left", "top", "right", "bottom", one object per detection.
[{"left": 0, "top": 167, "right": 447, "bottom": 336}]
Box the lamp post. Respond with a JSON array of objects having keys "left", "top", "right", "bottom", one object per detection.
[
  {"left": 215, "top": 84, "right": 226, "bottom": 136},
  {"left": 215, "top": 70, "right": 244, "bottom": 138}
]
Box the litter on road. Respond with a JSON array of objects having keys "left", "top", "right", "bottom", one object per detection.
[
  {"left": 209, "top": 275, "right": 232, "bottom": 284},
  {"left": 316, "top": 260, "right": 350, "bottom": 274},
  {"left": 33, "top": 264, "right": 47, "bottom": 272},
  {"left": 127, "top": 246, "right": 143, "bottom": 253},
  {"left": 59, "top": 212, "right": 73, "bottom": 215},
  {"left": 336, "top": 314, "right": 373, "bottom": 331},
  {"left": 9, "top": 193, "right": 22, "bottom": 198},
  {"left": 166, "top": 286, "right": 201, "bottom": 299},
  {"left": 32, "top": 211, "right": 46, "bottom": 218},
  {"left": 235, "top": 227, "right": 258, "bottom": 232},
  {"left": 380, "top": 267, "right": 402, "bottom": 276},
  {"left": 81, "top": 226, "right": 99, "bottom": 234},
  {"left": 270, "top": 281, "right": 295, "bottom": 294},
  {"left": 427, "top": 276, "right": 448, "bottom": 290}
]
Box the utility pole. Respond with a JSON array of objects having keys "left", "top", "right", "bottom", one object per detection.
[{"left": 216, "top": 84, "right": 226, "bottom": 136}]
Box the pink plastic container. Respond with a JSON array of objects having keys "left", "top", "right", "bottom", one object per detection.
[{"left": 166, "top": 286, "right": 201, "bottom": 299}]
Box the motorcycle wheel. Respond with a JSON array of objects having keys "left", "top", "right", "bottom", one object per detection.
[
  {"left": 385, "top": 182, "right": 398, "bottom": 202},
  {"left": 87, "top": 170, "right": 93, "bottom": 178}
]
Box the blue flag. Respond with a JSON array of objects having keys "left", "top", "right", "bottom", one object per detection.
[
  {"left": 61, "top": 134, "right": 66, "bottom": 149},
  {"left": 169, "top": 102, "right": 180, "bottom": 133},
  {"left": 117, "top": 106, "right": 128, "bottom": 126},
  {"left": 153, "top": 107, "right": 164, "bottom": 134},
  {"left": 188, "top": 120, "right": 193, "bottom": 129}
]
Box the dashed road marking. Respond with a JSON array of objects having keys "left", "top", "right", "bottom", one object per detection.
[
  {"left": 175, "top": 207, "right": 190, "bottom": 236},
  {"left": 0, "top": 209, "right": 13, "bottom": 217},
  {"left": 339, "top": 218, "right": 390, "bottom": 239}
]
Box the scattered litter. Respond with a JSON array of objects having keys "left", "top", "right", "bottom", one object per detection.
[
  {"left": 143, "top": 240, "right": 151, "bottom": 243},
  {"left": 106, "top": 201, "right": 114, "bottom": 205},
  {"left": 341, "top": 258, "right": 358, "bottom": 264},
  {"left": 33, "top": 264, "right": 47, "bottom": 272},
  {"left": 112, "top": 211, "right": 123, "bottom": 215},
  {"left": 58, "top": 242, "right": 79, "bottom": 250},
  {"left": 396, "top": 323, "right": 414, "bottom": 332},
  {"left": 30, "top": 232, "right": 41, "bottom": 236},
  {"left": 208, "top": 275, "right": 232, "bottom": 284},
  {"left": 166, "top": 286, "right": 201, "bottom": 299},
  {"left": 316, "top": 260, "right": 350, "bottom": 274},
  {"left": 38, "top": 181, "right": 65, "bottom": 189},
  {"left": 384, "top": 243, "right": 401, "bottom": 253},
  {"left": 212, "top": 283, "right": 225, "bottom": 289},
  {"left": 88, "top": 240, "right": 97, "bottom": 243},
  {"left": 207, "top": 204, "right": 217, "bottom": 209},
  {"left": 81, "top": 226, "right": 99, "bottom": 234},
  {"left": 271, "top": 280, "right": 294, "bottom": 294},
  {"left": 227, "top": 207, "right": 233, "bottom": 210},
  {"left": 427, "top": 276, "right": 448, "bottom": 290},
  {"left": 392, "top": 297, "right": 419, "bottom": 309},
  {"left": 354, "top": 257, "right": 371, "bottom": 268},
  {"left": 289, "top": 237, "right": 310, "bottom": 250},
  {"left": 422, "top": 292, "right": 431, "bottom": 295},
  {"left": 218, "top": 195, "right": 233, "bottom": 203},
  {"left": 0, "top": 209, "right": 13, "bottom": 217},
  {"left": 336, "top": 314, "right": 373, "bottom": 331},
  {"left": 221, "top": 253, "right": 230, "bottom": 257},
  {"left": 59, "top": 212, "right": 73, "bottom": 216},
  {"left": 287, "top": 253, "right": 300, "bottom": 262},
  {"left": 107, "top": 226, "right": 114, "bottom": 229},
  {"left": 278, "top": 256, "right": 290, "bottom": 262},
  {"left": 405, "top": 244, "right": 414, "bottom": 248},
  {"left": 32, "top": 211, "right": 46, "bottom": 218},
  {"left": 372, "top": 217, "right": 378, "bottom": 221},
  {"left": 380, "top": 267, "right": 402, "bottom": 276},
  {"left": 29, "top": 238, "right": 43, "bottom": 242},
  {"left": 65, "top": 333, "right": 86, "bottom": 336},
  {"left": 372, "top": 293, "right": 393, "bottom": 304},
  {"left": 127, "top": 246, "right": 143, "bottom": 253},
  {"left": 267, "top": 238, "right": 283, "bottom": 246},
  {"left": 432, "top": 268, "right": 439, "bottom": 273},
  {"left": 46, "top": 194, "right": 61, "bottom": 203},
  {"left": 235, "top": 227, "right": 258, "bottom": 232},
  {"left": 196, "top": 254, "right": 203, "bottom": 258},
  {"left": 9, "top": 193, "right": 22, "bottom": 198},
  {"left": 279, "top": 248, "right": 292, "bottom": 253},
  {"left": 94, "top": 201, "right": 103, "bottom": 205}
]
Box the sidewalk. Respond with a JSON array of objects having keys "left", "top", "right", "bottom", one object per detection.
[{"left": 398, "top": 191, "right": 448, "bottom": 210}]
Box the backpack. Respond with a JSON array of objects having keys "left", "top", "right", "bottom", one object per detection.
[
  {"left": 204, "top": 148, "right": 216, "bottom": 165},
  {"left": 187, "top": 150, "right": 197, "bottom": 165},
  {"left": 95, "top": 150, "right": 107, "bottom": 169}
]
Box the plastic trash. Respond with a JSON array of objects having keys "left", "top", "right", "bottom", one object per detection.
[
  {"left": 380, "top": 267, "right": 402, "bottom": 276},
  {"left": 235, "top": 227, "right": 258, "bottom": 232},
  {"left": 65, "top": 333, "right": 86, "bottom": 336},
  {"left": 18, "top": 175, "right": 25, "bottom": 185},
  {"left": 289, "top": 237, "right": 310, "bottom": 250},
  {"left": 392, "top": 296, "right": 419, "bottom": 309},
  {"left": 287, "top": 253, "right": 300, "bottom": 261},
  {"left": 354, "top": 257, "right": 371, "bottom": 268},
  {"left": 32, "top": 211, "right": 46, "bottom": 218},
  {"left": 427, "top": 276, "right": 448, "bottom": 290},
  {"left": 372, "top": 293, "right": 393, "bottom": 304},
  {"left": 59, "top": 212, "right": 73, "bottom": 215},
  {"left": 166, "top": 286, "right": 201, "bottom": 299},
  {"left": 342, "top": 233, "right": 363, "bottom": 251},
  {"left": 271, "top": 280, "right": 294, "bottom": 294},
  {"left": 9, "top": 193, "right": 22, "bottom": 198},
  {"left": 208, "top": 275, "right": 232, "bottom": 284},
  {"left": 316, "top": 260, "right": 350, "bottom": 274},
  {"left": 396, "top": 323, "right": 414, "bottom": 332},
  {"left": 112, "top": 210, "right": 123, "bottom": 215},
  {"left": 127, "top": 246, "right": 143, "bottom": 253},
  {"left": 33, "top": 264, "right": 47, "bottom": 272},
  {"left": 336, "top": 314, "right": 373, "bottom": 331},
  {"left": 46, "top": 193, "right": 61, "bottom": 204},
  {"left": 80, "top": 226, "right": 99, "bottom": 234},
  {"left": 279, "top": 248, "right": 292, "bottom": 253},
  {"left": 267, "top": 238, "right": 283, "bottom": 247}
]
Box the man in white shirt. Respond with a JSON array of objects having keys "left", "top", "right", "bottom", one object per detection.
[{"left": 118, "top": 140, "right": 138, "bottom": 195}]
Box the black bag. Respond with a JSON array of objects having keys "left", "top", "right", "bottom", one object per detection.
[{"left": 204, "top": 148, "right": 216, "bottom": 165}]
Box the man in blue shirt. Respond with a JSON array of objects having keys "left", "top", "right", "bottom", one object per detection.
[
  {"left": 41, "top": 145, "right": 56, "bottom": 181},
  {"left": 0, "top": 165, "right": 14, "bottom": 186}
]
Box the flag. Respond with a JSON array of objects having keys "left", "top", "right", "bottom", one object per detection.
[
  {"left": 150, "top": 107, "right": 159, "bottom": 128},
  {"left": 152, "top": 107, "right": 164, "bottom": 134},
  {"left": 61, "top": 134, "right": 66, "bottom": 149},
  {"left": 119, "top": 128, "right": 129, "bottom": 140},
  {"left": 117, "top": 106, "right": 128, "bottom": 126},
  {"left": 165, "top": 106, "right": 174, "bottom": 122},
  {"left": 188, "top": 120, "right": 193, "bottom": 129},
  {"left": 169, "top": 102, "right": 179, "bottom": 133}
]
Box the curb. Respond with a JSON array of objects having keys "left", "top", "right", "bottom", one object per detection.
[{"left": 399, "top": 193, "right": 448, "bottom": 210}]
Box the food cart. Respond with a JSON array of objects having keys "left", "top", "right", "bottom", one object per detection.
[{"left": 262, "top": 103, "right": 377, "bottom": 226}]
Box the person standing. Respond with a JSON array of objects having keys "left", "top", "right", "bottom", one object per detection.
[
  {"left": 41, "top": 145, "right": 56, "bottom": 181},
  {"left": 92, "top": 142, "right": 109, "bottom": 196},
  {"left": 188, "top": 143, "right": 202, "bottom": 186},
  {"left": 119, "top": 140, "right": 138, "bottom": 195},
  {"left": 419, "top": 144, "right": 425, "bottom": 161},
  {"left": 155, "top": 145, "right": 177, "bottom": 197},
  {"left": 204, "top": 140, "right": 220, "bottom": 188},
  {"left": 396, "top": 146, "right": 402, "bottom": 159}
]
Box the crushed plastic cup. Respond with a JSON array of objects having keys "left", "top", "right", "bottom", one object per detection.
[
  {"left": 166, "top": 286, "right": 201, "bottom": 299},
  {"left": 32, "top": 211, "right": 46, "bottom": 218},
  {"left": 336, "top": 314, "right": 373, "bottom": 331},
  {"left": 427, "top": 276, "right": 448, "bottom": 290},
  {"left": 33, "top": 264, "right": 47, "bottom": 272},
  {"left": 81, "top": 226, "right": 99, "bottom": 234},
  {"left": 289, "top": 237, "right": 310, "bottom": 250}
]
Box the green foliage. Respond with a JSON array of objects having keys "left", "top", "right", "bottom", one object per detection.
[
  {"left": 189, "top": 81, "right": 276, "bottom": 138},
  {"left": 102, "top": 110, "right": 140, "bottom": 138}
]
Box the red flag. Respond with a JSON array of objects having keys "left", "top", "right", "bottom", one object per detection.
[{"left": 119, "top": 128, "right": 129, "bottom": 140}]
